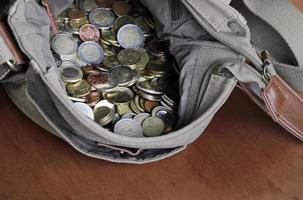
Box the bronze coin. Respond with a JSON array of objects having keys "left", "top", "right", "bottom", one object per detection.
[
  {"left": 112, "top": 1, "right": 131, "bottom": 16},
  {"left": 87, "top": 73, "right": 109, "bottom": 85},
  {"left": 79, "top": 24, "right": 100, "bottom": 42},
  {"left": 81, "top": 65, "right": 99, "bottom": 75},
  {"left": 85, "top": 91, "right": 101, "bottom": 107},
  {"left": 68, "top": 9, "right": 85, "bottom": 20},
  {"left": 144, "top": 100, "right": 160, "bottom": 113},
  {"left": 96, "top": 0, "right": 117, "bottom": 9}
]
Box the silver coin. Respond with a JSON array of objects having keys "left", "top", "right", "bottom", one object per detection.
[
  {"left": 142, "top": 117, "right": 165, "bottom": 137},
  {"left": 89, "top": 8, "right": 116, "bottom": 29},
  {"left": 114, "top": 119, "right": 144, "bottom": 137},
  {"left": 112, "top": 113, "right": 121, "bottom": 125},
  {"left": 121, "top": 113, "right": 136, "bottom": 119},
  {"left": 138, "top": 90, "right": 162, "bottom": 101},
  {"left": 73, "top": 102, "right": 94, "bottom": 120},
  {"left": 133, "top": 113, "right": 150, "bottom": 126},
  {"left": 51, "top": 32, "right": 78, "bottom": 56},
  {"left": 108, "top": 66, "right": 134, "bottom": 87},
  {"left": 151, "top": 106, "right": 176, "bottom": 128},
  {"left": 95, "top": 99, "right": 115, "bottom": 109},
  {"left": 78, "top": 41, "right": 104, "bottom": 64},
  {"left": 68, "top": 96, "right": 86, "bottom": 103},
  {"left": 117, "top": 24, "right": 144, "bottom": 49},
  {"left": 136, "top": 80, "right": 163, "bottom": 95},
  {"left": 59, "top": 65, "right": 83, "bottom": 83}
]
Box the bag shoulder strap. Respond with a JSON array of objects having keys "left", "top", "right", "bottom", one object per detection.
[{"left": 243, "top": 0, "right": 303, "bottom": 67}]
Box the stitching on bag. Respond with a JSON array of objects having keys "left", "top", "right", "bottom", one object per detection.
[{"left": 272, "top": 79, "right": 287, "bottom": 115}]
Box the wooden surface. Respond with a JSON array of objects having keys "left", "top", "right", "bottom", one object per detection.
[{"left": 0, "top": 85, "right": 303, "bottom": 200}]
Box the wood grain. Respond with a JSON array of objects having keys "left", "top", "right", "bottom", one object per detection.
[{"left": 0, "top": 85, "right": 303, "bottom": 200}]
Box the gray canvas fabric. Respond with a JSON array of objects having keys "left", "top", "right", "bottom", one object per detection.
[{"left": 0, "top": 0, "right": 301, "bottom": 163}]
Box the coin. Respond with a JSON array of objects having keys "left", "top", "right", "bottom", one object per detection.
[
  {"left": 108, "top": 66, "right": 134, "bottom": 86},
  {"left": 114, "top": 15, "right": 135, "bottom": 31},
  {"left": 112, "top": 113, "right": 120, "bottom": 125},
  {"left": 116, "top": 103, "right": 133, "bottom": 116},
  {"left": 79, "top": 0, "right": 98, "bottom": 13},
  {"left": 73, "top": 102, "right": 94, "bottom": 119},
  {"left": 114, "top": 119, "right": 144, "bottom": 137},
  {"left": 67, "top": 79, "right": 92, "bottom": 97},
  {"left": 87, "top": 73, "right": 109, "bottom": 88},
  {"left": 103, "top": 55, "right": 119, "bottom": 69},
  {"left": 85, "top": 91, "right": 101, "bottom": 107},
  {"left": 142, "top": 117, "right": 165, "bottom": 137},
  {"left": 134, "top": 16, "right": 153, "bottom": 34},
  {"left": 121, "top": 113, "right": 136, "bottom": 119},
  {"left": 139, "top": 89, "right": 162, "bottom": 101},
  {"left": 59, "top": 65, "right": 83, "bottom": 83},
  {"left": 133, "top": 113, "right": 150, "bottom": 126},
  {"left": 81, "top": 65, "right": 100, "bottom": 75},
  {"left": 89, "top": 8, "right": 116, "bottom": 29},
  {"left": 103, "top": 87, "right": 134, "bottom": 104},
  {"left": 136, "top": 80, "right": 163, "bottom": 95},
  {"left": 94, "top": 106, "right": 115, "bottom": 126},
  {"left": 130, "top": 99, "right": 141, "bottom": 114},
  {"left": 134, "top": 95, "right": 145, "bottom": 112},
  {"left": 117, "top": 49, "right": 141, "bottom": 67},
  {"left": 95, "top": 99, "right": 115, "bottom": 109},
  {"left": 51, "top": 33, "right": 78, "bottom": 56},
  {"left": 94, "top": 63, "right": 111, "bottom": 72},
  {"left": 151, "top": 106, "right": 176, "bottom": 129},
  {"left": 96, "top": 0, "right": 116, "bottom": 9},
  {"left": 78, "top": 41, "right": 104, "bottom": 64},
  {"left": 68, "top": 9, "right": 86, "bottom": 21},
  {"left": 146, "top": 60, "right": 170, "bottom": 76},
  {"left": 144, "top": 100, "right": 160, "bottom": 113},
  {"left": 117, "top": 24, "right": 144, "bottom": 49},
  {"left": 135, "top": 48, "right": 150, "bottom": 70},
  {"left": 101, "top": 29, "right": 118, "bottom": 45},
  {"left": 79, "top": 24, "right": 100, "bottom": 42},
  {"left": 112, "top": 1, "right": 131, "bottom": 16}
]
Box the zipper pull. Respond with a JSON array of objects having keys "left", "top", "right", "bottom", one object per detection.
[
  {"left": 261, "top": 50, "right": 273, "bottom": 84},
  {"left": 41, "top": 0, "right": 59, "bottom": 35}
]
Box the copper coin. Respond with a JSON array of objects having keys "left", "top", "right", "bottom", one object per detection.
[
  {"left": 96, "top": 0, "right": 117, "bottom": 9},
  {"left": 68, "top": 9, "right": 86, "bottom": 20},
  {"left": 112, "top": 1, "right": 131, "bottom": 16},
  {"left": 79, "top": 24, "right": 100, "bottom": 42},
  {"left": 85, "top": 91, "right": 101, "bottom": 107},
  {"left": 81, "top": 65, "right": 102, "bottom": 75},
  {"left": 144, "top": 101, "right": 160, "bottom": 113},
  {"left": 87, "top": 73, "right": 109, "bottom": 85}
]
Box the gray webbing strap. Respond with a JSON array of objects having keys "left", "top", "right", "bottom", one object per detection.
[
  {"left": 0, "top": 35, "right": 14, "bottom": 81},
  {"left": 243, "top": 0, "right": 303, "bottom": 67}
]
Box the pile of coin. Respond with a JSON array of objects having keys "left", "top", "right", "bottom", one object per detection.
[{"left": 50, "top": 0, "right": 179, "bottom": 138}]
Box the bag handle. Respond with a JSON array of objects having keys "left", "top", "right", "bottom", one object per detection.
[{"left": 0, "top": 20, "right": 27, "bottom": 81}]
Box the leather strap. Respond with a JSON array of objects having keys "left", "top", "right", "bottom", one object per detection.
[
  {"left": 0, "top": 20, "right": 27, "bottom": 81},
  {"left": 262, "top": 75, "right": 303, "bottom": 141}
]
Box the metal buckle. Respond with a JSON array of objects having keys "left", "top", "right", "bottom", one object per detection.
[{"left": 5, "top": 59, "right": 22, "bottom": 72}]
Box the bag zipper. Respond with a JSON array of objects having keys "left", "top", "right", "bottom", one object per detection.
[{"left": 180, "top": 0, "right": 264, "bottom": 71}]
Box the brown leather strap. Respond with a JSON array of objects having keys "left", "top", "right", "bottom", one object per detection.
[
  {"left": 262, "top": 75, "right": 303, "bottom": 141},
  {"left": 0, "top": 20, "right": 26, "bottom": 65}
]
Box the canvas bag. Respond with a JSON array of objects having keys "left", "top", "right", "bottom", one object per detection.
[{"left": 0, "top": 0, "right": 302, "bottom": 164}]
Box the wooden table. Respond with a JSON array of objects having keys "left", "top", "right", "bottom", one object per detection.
[{"left": 1, "top": 1, "right": 303, "bottom": 199}]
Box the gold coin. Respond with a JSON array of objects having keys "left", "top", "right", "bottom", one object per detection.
[
  {"left": 117, "top": 49, "right": 141, "bottom": 68},
  {"left": 103, "top": 87, "right": 134, "bottom": 104},
  {"left": 114, "top": 15, "right": 135, "bottom": 31},
  {"left": 116, "top": 103, "right": 133, "bottom": 116},
  {"left": 103, "top": 55, "right": 119, "bottom": 69},
  {"left": 67, "top": 80, "right": 92, "bottom": 98},
  {"left": 135, "top": 48, "right": 150, "bottom": 71}
]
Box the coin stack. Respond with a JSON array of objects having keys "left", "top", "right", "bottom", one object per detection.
[{"left": 50, "top": 0, "right": 179, "bottom": 138}]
